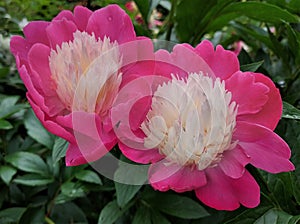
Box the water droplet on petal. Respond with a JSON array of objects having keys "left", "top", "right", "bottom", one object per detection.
[{"left": 107, "top": 16, "right": 112, "bottom": 21}]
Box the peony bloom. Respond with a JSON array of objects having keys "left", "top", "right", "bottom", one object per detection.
[
  {"left": 10, "top": 5, "right": 152, "bottom": 166},
  {"left": 114, "top": 40, "right": 295, "bottom": 210}
]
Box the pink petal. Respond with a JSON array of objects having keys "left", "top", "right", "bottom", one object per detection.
[
  {"left": 74, "top": 6, "right": 93, "bottom": 31},
  {"left": 120, "top": 37, "right": 154, "bottom": 70},
  {"left": 46, "top": 19, "right": 77, "bottom": 49},
  {"left": 231, "top": 170, "right": 260, "bottom": 208},
  {"left": 65, "top": 143, "right": 87, "bottom": 166},
  {"left": 234, "top": 121, "right": 295, "bottom": 173},
  {"left": 237, "top": 73, "right": 282, "bottom": 130},
  {"left": 27, "top": 93, "right": 74, "bottom": 143},
  {"left": 86, "top": 4, "right": 135, "bottom": 43},
  {"left": 10, "top": 36, "right": 32, "bottom": 65},
  {"left": 194, "top": 40, "right": 240, "bottom": 80},
  {"left": 23, "top": 21, "right": 50, "bottom": 46},
  {"left": 226, "top": 71, "right": 269, "bottom": 115},
  {"left": 112, "top": 75, "right": 153, "bottom": 148},
  {"left": 119, "top": 142, "right": 163, "bottom": 164},
  {"left": 17, "top": 64, "right": 56, "bottom": 115},
  {"left": 64, "top": 111, "right": 117, "bottom": 166},
  {"left": 219, "top": 145, "right": 250, "bottom": 179},
  {"left": 149, "top": 161, "right": 207, "bottom": 193},
  {"left": 27, "top": 43, "right": 64, "bottom": 116},
  {"left": 195, "top": 168, "right": 260, "bottom": 210},
  {"left": 155, "top": 43, "right": 215, "bottom": 78},
  {"left": 53, "top": 9, "right": 74, "bottom": 22},
  {"left": 27, "top": 44, "right": 53, "bottom": 92},
  {"left": 53, "top": 6, "right": 92, "bottom": 31}
]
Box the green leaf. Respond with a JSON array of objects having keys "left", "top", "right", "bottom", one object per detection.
[
  {"left": 52, "top": 137, "right": 68, "bottom": 163},
  {"left": 98, "top": 200, "right": 123, "bottom": 224},
  {"left": 0, "top": 95, "right": 27, "bottom": 119},
  {"left": 134, "top": 0, "right": 150, "bottom": 25},
  {"left": 24, "top": 109, "right": 54, "bottom": 149},
  {"left": 133, "top": 205, "right": 171, "bottom": 224},
  {"left": 5, "top": 151, "right": 49, "bottom": 176},
  {"left": 13, "top": 174, "right": 54, "bottom": 186},
  {"left": 276, "top": 120, "right": 300, "bottom": 205},
  {"left": 0, "top": 165, "right": 17, "bottom": 185},
  {"left": 254, "top": 208, "right": 300, "bottom": 224},
  {"left": 282, "top": 101, "right": 300, "bottom": 120},
  {"left": 222, "top": 2, "right": 299, "bottom": 24},
  {"left": 114, "top": 156, "right": 148, "bottom": 207},
  {"left": 149, "top": 208, "right": 171, "bottom": 224},
  {"left": 144, "top": 192, "right": 209, "bottom": 219},
  {"left": 224, "top": 205, "right": 273, "bottom": 224},
  {"left": 0, "top": 207, "right": 26, "bottom": 224},
  {"left": 115, "top": 182, "right": 142, "bottom": 207},
  {"left": 61, "top": 181, "right": 86, "bottom": 198},
  {"left": 0, "top": 119, "right": 13, "bottom": 130},
  {"left": 240, "top": 60, "right": 264, "bottom": 72},
  {"left": 0, "top": 67, "right": 9, "bottom": 78},
  {"left": 132, "top": 205, "right": 152, "bottom": 224},
  {"left": 50, "top": 202, "right": 88, "bottom": 223},
  {"left": 75, "top": 170, "right": 102, "bottom": 185},
  {"left": 175, "top": 0, "right": 218, "bottom": 42}
]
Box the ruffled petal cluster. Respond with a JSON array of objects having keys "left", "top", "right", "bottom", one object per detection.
[
  {"left": 114, "top": 41, "right": 295, "bottom": 211},
  {"left": 11, "top": 5, "right": 294, "bottom": 211},
  {"left": 10, "top": 5, "right": 153, "bottom": 166}
]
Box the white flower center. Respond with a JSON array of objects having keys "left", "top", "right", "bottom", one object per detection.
[
  {"left": 141, "top": 73, "right": 237, "bottom": 170},
  {"left": 49, "top": 31, "right": 122, "bottom": 116}
]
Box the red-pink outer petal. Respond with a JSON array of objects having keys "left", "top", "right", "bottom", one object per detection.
[
  {"left": 195, "top": 168, "right": 260, "bottom": 210},
  {"left": 149, "top": 161, "right": 207, "bottom": 193},
  {"left": 237, "top": 73, "right": 282, "bottom": 130},
  {"left": 86, "top": 4, "right": 135, "bottom": 43},
  {"left": 234, "top": 121, "right": 295, "bottom": 173}
]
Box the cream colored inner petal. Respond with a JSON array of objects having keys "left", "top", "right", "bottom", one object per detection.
[
  {"left": 49, "top": 30, "right": 122, "bottom": 117},
  {"left": 141, "top": 73, "right": 238, "bottom": 170}
]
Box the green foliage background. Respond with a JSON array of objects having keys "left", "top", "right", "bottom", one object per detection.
[{"left": 0, "top": 0, "right": 300, "bottom": 223}]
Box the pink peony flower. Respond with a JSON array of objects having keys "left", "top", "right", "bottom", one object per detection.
[
  {"left": 10, "top": 5, "right": 152, "bottom": 166},
  {"left": 113, "top": 40, "right": 295, "bottom": 210}
]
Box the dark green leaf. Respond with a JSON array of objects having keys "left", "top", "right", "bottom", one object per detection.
[
  {"left": 114, "top": 157, "right": 148, "bottom": 207},
  {"left": 175, "top": 0, "right": 218, "bottom": 42},
  {"left": 285, "top": 23, "right": 300, "bottom": 58},
  {"left": 50, "top": 202, "right": 88, "bottom": 223},
  {"left": 132, "top": 205, "right": 152, "bottom": 224},
  {"left": 98, "top": 200, "right": 123, "bottom": 224},
  {"left": 19, "top": 207, "right": 45, "bottom": 224},
  {"left": 0, "top": 67, "right": 9, "bottom": 78},
  {"left": 240, "top": 60, "right": 264, "bottom": 72},
  {"left": 52, "top": 137, "right": 68, "bottom": 163},
  {"left": 231, "top": 22, "right": 273, "bottom": 50},
  {"left": 276, "top": 120, "right": 300, "bottom": 206},
  {"left": 0, "top": 207, "right": 26, "bottom": 224},
  {"left": 282, "top": 101, "right": 300, "bottom": 120},
  {"left": 224, "top": 204, "right": 273, "bottom": 224},
  {"left": 0, "top": 95, "right": 27, "bottom": 119},
  {"left": 134, "top": 0, "right": 150, "bottom": 25},
  {"left": 115, "top": 182, "right": 142, "bottom": 207},
  {"left": 13, "top": 174, "right": 54, "bottom": 186},
  {"left": 61, "top": 181, "right": 86, "bottom": 198},
  {"left": 0, "top": 165, "right": 17, "bottom": 185},
  {"left": 24, "top": 109, "right": 54, "bottom": 149},
  {"left": 75, "top": 170, "right": 102, "bottom": 185},
  {"left": 0, "top": 119, "right": 13, "bottom": 130},
  {"left": 5, "top": 151, "right": 49, "bottom": 176},
  {"left": 254, "top": 208, "right": 300, "bottom": 224},
  {"left": 144, "top": 192, "right": 209, "bottom": 219},
  {"left": 149, "top": 208, "right": 171, "bottom": 224},
  {"left": 222, "top": 2, "right": 299, "bottom": 24}
]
